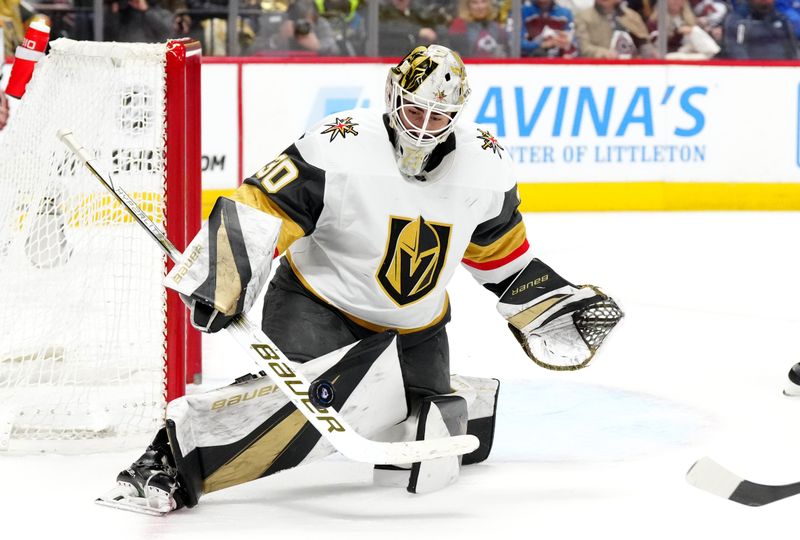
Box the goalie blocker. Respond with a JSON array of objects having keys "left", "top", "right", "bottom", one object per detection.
[
  {"left": 497, "top": 259, "right": 623, "bottom": 370},
  {"left": 164, "top": 196, "right": 282, "bottom": 333}
]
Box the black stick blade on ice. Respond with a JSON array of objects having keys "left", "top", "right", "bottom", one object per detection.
[{"left": 686, "top": 457, "right": 800, "bottom": 507}]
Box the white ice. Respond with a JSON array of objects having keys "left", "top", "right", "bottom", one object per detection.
[{"left": 2, "top": 211, "right": 799, "bottom": 539}]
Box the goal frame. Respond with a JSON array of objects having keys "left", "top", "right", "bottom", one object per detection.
[{"left": 164, "top": 38, "right": 203, "bottom": 400}]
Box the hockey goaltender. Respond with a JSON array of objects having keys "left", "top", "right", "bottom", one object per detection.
[{"left": 98, "top": 44, "right": 623, "bottom": 514}]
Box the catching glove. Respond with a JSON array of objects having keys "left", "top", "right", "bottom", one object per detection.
[{"left": 497, "top": 259, "right": 623, "bottom": 370}]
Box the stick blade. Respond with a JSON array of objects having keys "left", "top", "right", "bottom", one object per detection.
[
  {"left": 686, "top": 457, "right": 744, "bottom": 500},
  {"left": 687, "top": 456, "right": 800, "bottom": 507},
  {"left": 729, "top": 479, "right": 800, "bottom": 507},
  {"left": 341, "top": 433, "right": 480, "bottom": 465}
]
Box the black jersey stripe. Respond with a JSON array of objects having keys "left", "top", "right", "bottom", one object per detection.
[{"left": 468, "top": 186, "right": 524, "bottom": 247}]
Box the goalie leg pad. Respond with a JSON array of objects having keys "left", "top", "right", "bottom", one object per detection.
[
  {"left": 408, "top": 394, "right": 468, "bottom": 494},
  {"left": 450, "top": 375, "right": 500, "bottom": 465},
  {"left": 164, "top": 331, "right": 408, "bottom": 505},
  {"left": 373, "top": 392, "right": 469, "bottom": 494},
  {"left": 373, "top": 375, "right": 499, "bottom": 490}
]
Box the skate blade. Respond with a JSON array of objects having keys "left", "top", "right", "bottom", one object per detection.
[
  {"left": 783, "top": 383, "right": 800, "bottom": 397},
  {"left": 95, "top": 486, "right": 172, "bottom": 516}
]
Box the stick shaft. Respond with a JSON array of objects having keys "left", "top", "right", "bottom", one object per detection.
[{"left": 58, "top": 128, "right": 182, "bottom": 262}]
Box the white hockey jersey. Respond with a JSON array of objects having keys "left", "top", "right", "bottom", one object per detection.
[{"left": 231, "top": 110, "right": 532, "bottom": 332}]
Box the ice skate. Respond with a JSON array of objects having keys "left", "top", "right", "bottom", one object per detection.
[
  {"left": 783, "top": 363, "right": 800, "bottom": 397},
  {"left": 96, "top": 444, "right": 186, "bottom": 515}
]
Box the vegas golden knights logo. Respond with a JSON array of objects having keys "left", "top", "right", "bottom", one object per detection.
[{"left": 377, "top": 216, "right": 452, "bottom": 307}]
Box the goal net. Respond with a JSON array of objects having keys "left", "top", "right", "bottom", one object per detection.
[{"left": 0, "top": 39, "right": 202, "bottom": 453}]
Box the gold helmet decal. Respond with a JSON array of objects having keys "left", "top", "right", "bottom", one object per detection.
[
  {"left": 377, "top": 216, "right": 452, "bottom": 307},
  {"left": 391, "top": 46, "right": 440, "bottom": 94},
  {"left": 449, "top": 54, "right": 468, "bottom": 102}
]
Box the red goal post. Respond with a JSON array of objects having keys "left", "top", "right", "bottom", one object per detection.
[{"left": 165, "top": 38, "right": 203, "bottom": 400}]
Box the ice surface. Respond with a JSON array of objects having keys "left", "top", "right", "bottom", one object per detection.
[{"left": 2, "top": 212, "right": 799, "bottom": 539}]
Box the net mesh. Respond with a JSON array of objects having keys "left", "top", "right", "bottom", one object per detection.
[{"left": 0, "top": 40, "right": 171, "bottom": 453}]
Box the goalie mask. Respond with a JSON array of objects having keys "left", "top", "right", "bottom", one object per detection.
[{"left": 385, "top": 45, "right": 471, "bottom": 178}]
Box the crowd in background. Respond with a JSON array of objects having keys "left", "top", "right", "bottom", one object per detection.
[{"left": 1, "top": 0, "right": 798, "bottom": 61}]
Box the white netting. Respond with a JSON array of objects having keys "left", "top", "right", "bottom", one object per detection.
[{"left": 0, "top": 39, "right": 171, "bottom": 453}]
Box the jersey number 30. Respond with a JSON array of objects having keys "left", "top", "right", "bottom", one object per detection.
[{"left": 254, "top": 153, "right": 299, "bottom": 194}]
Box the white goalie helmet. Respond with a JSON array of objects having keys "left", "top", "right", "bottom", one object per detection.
[{"left": 385, "top": 45, "right": 471, "bottom": 177}]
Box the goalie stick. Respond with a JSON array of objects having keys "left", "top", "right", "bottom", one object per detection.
[
  {"left": 686, "top": 456, "right": 800, "bottom": 507},
  {"left": 57, "top": 128, "right": 479, "bottom": 465}
]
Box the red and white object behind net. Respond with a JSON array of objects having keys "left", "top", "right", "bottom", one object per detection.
[{"left": 0, "top": 38, "right": 202, "bottom": 453}]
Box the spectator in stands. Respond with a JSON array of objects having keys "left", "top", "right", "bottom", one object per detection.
[
  {"left": 107, "top": 0, "right": 174, "bottom": 43},
  {"left": 0, "top": 0, "right": 47, "bottom": 48},
  {"left": 45, "top": 0, "right": 78, "bottom": 40},
  {"left": 448, "top": 0, "right": 508, "bottom": 57},
  {"left": 176, "top": 0, "right": 259, "bottom": 55},
  {"left": 625, "top": 0, "right": 726, "bottom": 42},
  {"left": 170, "top": 0, "right": 192, "bottom": 37},
  {"left": 545, "top": 0, "right": 591, "bottom": 17},
  {"left": 574, "top": 0, "right": 657, "bottom": 57},
  {"left": 520, "top": 0, "right": 577, "bottom": 57},
  {"left": 57, "top": 0, "right": 104, "bottom": 41},
  {"left": 720, "top": 0, "right": 799, "bottom": 58},
  {"left": 416, "top": 0, "right": 457, "bottom": 28},
  {"left": 776, "top": 0, "right": 800, "bottom": 38},
  {"left": 690, "top": 0, "right": 727, "bottom": 40},
  {"left": 240, "top": 0, "right": 289, "bottom": 55},
  {"left": 625, "top": 0, "right": 654, "bottom": 20},
  {"left": 379, "top": 0, "right": 438, "bottom": 56},
  {"left": 1, "top": 0, "right": 24, "bottom": 52},
  {"left": 266, "top": 0, "right": 340, "bottom": 54},
  {"left": 647, "top": 0, "right": 720, "bottom": 57},
  {"left": 496, "top": 0, "right": 511, "bottom": 22},
  {"left": 314, "top": 0, "right": 367, "bottom": 55}
]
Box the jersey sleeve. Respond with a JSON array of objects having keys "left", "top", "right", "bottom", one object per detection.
[
  {"left": 461, "top": 185, "right": 533, "bottom": 296},
  {"left": 228, "top": 135, "right": 326, "bottom": 255}
]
